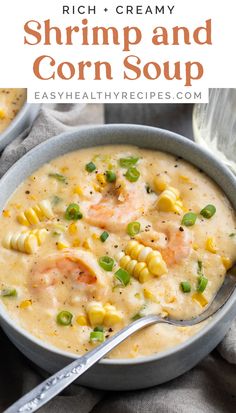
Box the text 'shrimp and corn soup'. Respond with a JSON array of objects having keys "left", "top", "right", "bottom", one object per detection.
[{"left": 0, "top": 146, "right": 236, "bottom": 358}]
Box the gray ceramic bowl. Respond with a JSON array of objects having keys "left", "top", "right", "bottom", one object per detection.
[
  {"left": 0, "top": 124, "right": 236, "bottom": 390},
  {"left": 0, "top": 101, "right": 41, "bottom": 152}
]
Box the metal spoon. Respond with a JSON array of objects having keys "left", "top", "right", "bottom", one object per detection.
[{"left": 5, "top": 271, "right": 236, "bottom": 413}]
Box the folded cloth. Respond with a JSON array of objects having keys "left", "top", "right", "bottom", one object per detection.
[{"left": 0, "top": 103, "right": 236, "bottom": 413}]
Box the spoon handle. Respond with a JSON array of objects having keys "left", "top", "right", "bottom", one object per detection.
[{"left": 5, "top": 315, "right": 161, "bottom": 413}]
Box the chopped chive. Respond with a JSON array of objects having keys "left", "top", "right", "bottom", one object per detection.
[
  {"left": 197, "top": 276, "right": 208, "bottom": 293},
  {"left": 100, "top": 231, "right": 109, "bottom": 243},
  {"left": 127, "top": 222, "right": 141, "bottom": 237},
  {"left": 1, "top": 288, "right": 17, "bottom": 298},
  {"left": 229, "top": 233, "right": 236, "bottom": 237},
  {"left": 115, "top": 268, "right": 131, "bottom": 286},
  {"left": 94, "top": 326, "right": 104, "bottom": 332},
  {"left": 197, "top": 260, "right": 203, "bottom": 275},
  {"left": 98, "top": 256, "right": 114, "bottom": 271},
  {"left": 56, "top": 311, "right": 73, "bottom": 326},
  {"left": 106, "top": 170, "right": 116, "bottom": 183},
  {"left": 90, "top": 331, "right": 104, "bottom": 343},
  {"left": 180, "top": 281, "right": 191, "bottom": 293},
  {"left": 48, "top": 173, "right": 67, "bottom": 184},
  {"left": 85, "top": 162, "right": 96, "bottom": 173},
  {"left": 181, "top": 212, "right": 197, "bottom": 227},
  {"left": 125, "top": 167, "right": 140, "bottom": 183},
  {"left": 119, "top": 156, "right": 139, "bottom": 168},
  {"left": 65, "top": 203, "right": 83, "bottom": 220},
  {"left": 200, "top": 204, "right": 216, "bottom": 219},
  {"left": 131, "top": 313, "right": 142, "bottom": 321}
]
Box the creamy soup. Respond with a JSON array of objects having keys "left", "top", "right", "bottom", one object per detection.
[
  {"left": 0, "top": 89, "right": 27, "bottom": 133},
  {"left": 0, "top": 146, "right": 236, "bottom": 359}
]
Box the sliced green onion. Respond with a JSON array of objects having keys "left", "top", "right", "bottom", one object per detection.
[
  {"left": 181, "top": 212, "right": 197, "bottom": 227},
  {"left": 119, "top": 156, "right": 139, "bottom": 168},
  {"left": 48, "top": 173, "right": 67, "bottom": 184},
  {"left": 85, "top": 162, "right": 96, "bottom": 173},
  {"left": 180, "top": 281, "right": 191, "bottom": 293},
  {"left": 127, "top": 221, "right": 141, "bottom": 237},
  {"left": 200, "top": 204, "right": 216, "bottom": 219},
  {"left": 98, "top": 256, "right": 114, "bottom": 271},
  {"left": 131, "top": 313, "right": 142, "bottom": 321},
  {"left": 197, "top": 276, "right": 208, "bottom": 293},
  {"left": 1, "top": 288, "right": 17, "bottom": 298},
  {"left": 56, "top": 311, "right": 73, "bottom": 326},
  {"left": 197, "top": 260, "right": 203, "bottom": 275},
  {"left": 229, "top": 233, "right": 236, "bottom": 237},
  {"left": 100, "top": 231, "right": 109, "bottom": 243},
  {"left": 125, "top": 167, "right": 140, "bottom": 183},
  {"left": 106, "top": 170, "right": 116, "bottom": 183},
  {"left": 94, "top": 326, "right": 104, "bottom": 332},
  {"left": 115, "top": 268, "right": 131, "bottom": 286},
  {"left": 65, "top": 203, "right": 83, "bottom": 220},
  {"left": 90, "top": 331, "right": 104, "bottom": 343}
]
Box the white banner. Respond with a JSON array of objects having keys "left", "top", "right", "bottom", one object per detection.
[{"left": 0, "top": 0, "right": 235, "bottom": 102}]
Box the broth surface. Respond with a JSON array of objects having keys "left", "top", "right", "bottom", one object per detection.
[{"left": 0, "top": 145, "right": 235, "bottom": 358}]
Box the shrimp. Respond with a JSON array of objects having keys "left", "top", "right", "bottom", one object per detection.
[
  {"left": 136, "top": 223, "right": 193, "bottom": 266},
  {"left": 86, "top": 172, "right": 155, "bottom": 232},
  {"left": 29, "top": 249, "right": 107, "bottom": 307}
]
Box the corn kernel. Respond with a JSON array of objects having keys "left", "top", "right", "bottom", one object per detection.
[
  {"left": 161, "top": 310, "right": 169, "bottom": 317},
  {"left": 2, "top": 209, "right": 11, "bottom": 218},
  {"left": 24, "top": 234, "right": 38, "bottom": 254},
  {"left": 92, "top": 233, "right": 100, "bottom": 241},
  {"left": 148, "top": 256, "right": 167, "bottom": 276},
  {"left": 120, "top": 255, "right": 131, "bottom": 268},
  {"left": 73, "top": 186, "right": 83, "bottom": 196},
  {"left": 0, "top": 108, "right": 5, "bottom": 119},
  {"left": 125, "top": 240, "right": 138, "bottom": 255},
  {"left": 87, "top": 302, "right": 105, "bottom": 326},
  {"left": 192, "top": 292, "right": 208, "bottom": 307},
  {"left": 156, "top": 187, "right": 180, "bottom": 212},
  {"left": 173, "top": 200, "right": 183, "bottom": 214},
  {"left": 143, "top": 288, "right": 155, "bottom": 301},
  {"left": 104, "top": 304, "right": 123, "bottom": 326},
  {"left": 61, "top": 166, "right": 69, "bottom": 173},
  {"left": 221, "top": 256, "right": 232, "bottom": 270},
  {"left": 179, "top": 175, "right": 191, "bottom": 183},
  {"left": 72, "top": 238, "right": 81, "bottom": 247},
  {"left": 153, "top": 175, "right": 169, "bottom": 192},
  {"left": 166, "top": 296, "right": 176, "bottom": 304},
  {"left": 76, "top": 315, "right": 88, "bottom": 326},
  {"left": 133, "top": 262, "right": 147, "bottom": 278},
  {"left": 29, "top": 195, "right": 37, "bottom": 201},
  {"left": 24, "top": 209, "right": 39, "bottom": 225},
  {"left": 20, "top": 300, "right": 32, "bottom": 309},
  {"left": 57, "top": 241, "right": 69, "bottom": 250},
  {"left": 205, "top": 237, "right": 218, "bottom": 254},
  {"left": 193, "top": 243, "right": 199, "bottom": 250},
  {"left": 139, "top": 267, "right": 152, "bottom": 283},
  {"left": 68, "top": 223, "right": 77, "bottom": 235},
  {"left": 93, "top": 183, "right": 102, "bottom": 193},
  {"left": 96, "top": 173, "right": 106, "bottom": 186},
  {"left": 82, "top": 239, "right": 92, "bottom": 250}
]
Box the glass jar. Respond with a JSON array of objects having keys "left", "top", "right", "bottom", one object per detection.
[{"left": 193, "top": 89, "right": 236, "bottom": 173}]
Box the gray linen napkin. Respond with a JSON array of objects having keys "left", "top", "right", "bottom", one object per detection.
[{"left": 0, "top": 104, "right": 236, "bottom": 413}]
